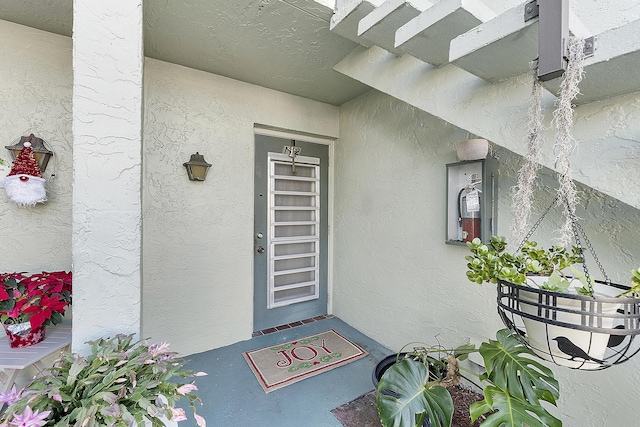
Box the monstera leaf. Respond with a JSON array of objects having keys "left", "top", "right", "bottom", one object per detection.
[
  {"left": 470, "top": 385, "right": 561, "bottom": 427},
  {"left": 377, "top": 358, "right": 454, "bottom": 427},
  {"left": 470, "top": 329, "right": 561, "bottom": 427}
]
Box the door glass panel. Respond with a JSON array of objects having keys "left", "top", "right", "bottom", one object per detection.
[
  {"left": 275, "top": 179, "right": 315, "bottom": 192},
  {"left": 268, "top": 158, "right": 320, "bottom": 308},
  {"left": 273, "top": 271, "right": 315, "bottom": 287},
  {"left": 274, "top": 163, "right": 315, "bottom": 177},
  {"left": 274, "top": 286, "right": 316, "bottom": 304},
  {"left": 273, "top": 241, "right": 315, "bottom": 256},
  {"left": 274, "top": 194, "right": 316, "bottom": 207},
  {"left": 274, "top": 256, "right": 316, "bottom": 272},
  {"left": 274, "top": 210, "right": 315, "bottom": 222},
  {"left": 274, "top": 224, "right": 315, "bottom": 238}
]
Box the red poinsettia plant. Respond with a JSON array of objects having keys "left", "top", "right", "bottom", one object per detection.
[{"left": 0, "top": 271, "right": 72, "bottom": 329}]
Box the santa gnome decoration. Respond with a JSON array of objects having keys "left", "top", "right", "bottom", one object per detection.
[{"left": 4, "top": 139, "right": 47, "bottom": 206}]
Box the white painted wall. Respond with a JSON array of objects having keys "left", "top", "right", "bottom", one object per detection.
[
  {"left": 335, "top": 45, "right": 640, "bottom": 211},
  {"left": 71, "top": 0, "right": 144, "bottom": 353},
  {"left": 333, "top": 89, "right": 640, "bottom": 427},
  {"left": 142, "top": 58, "right": 339, "bottom": 355},
  {"left": 0, "top": 20, "right": 73, "bottom": 272},
  {"left": 0, "top": 19, "right": 72, "bottom": 387}
]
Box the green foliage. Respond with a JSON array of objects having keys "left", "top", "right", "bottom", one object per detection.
[
  {"left": 465, "top": 236, "right": 585, "bottom": 294},
  {"left": 617, "top": 267, "right": 640, "bottom": 297},
  {"left": 564, "top": 268, "right": 592, "bottom": 296},
  {"left": 519, "top": 242, "right": 582, "bottom": 275},
  {"left": 633, "top": 268, "right": 640, "bottom": 287},
  {"left": 470, "top": 330, "right": 560, "bottom": 427},
  {"left": 0, "top": 334, "right": 206, "bottom": 427},
  {"left": 377, "top": 359, "right": 454, "bottom": 427},
  {"left": 470, "top": 386, "right": 561, "bottom": 427},
  {"left": 377, "top": 330, "right": 561, "bottom": 427},
  {"left": 453, "top": 343, "right": 476, "bottom": 361},
  {"left": 465, "top": 236, "right": 523, "bottom": 285},
  {"left": 538, "top": 272, "right": 571, "bottom": 293},
  {"left": 477, "top": 330, "right": 559, "bottom": 406}
]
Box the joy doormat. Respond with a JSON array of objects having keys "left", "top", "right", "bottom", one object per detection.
[{"left": 243, "top": 329, "right": 368, "bottom": 393}]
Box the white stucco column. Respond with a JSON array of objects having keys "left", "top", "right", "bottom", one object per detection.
[{"left": 71, "top": 1, "right": 144, "bottom": 352}]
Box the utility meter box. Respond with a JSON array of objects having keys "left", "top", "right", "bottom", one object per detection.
[{"left": 446, "top": 159, "right": 498, "bottom": 245}]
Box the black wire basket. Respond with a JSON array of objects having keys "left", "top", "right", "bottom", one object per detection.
[{"left": 497, "top": 278, "right": 640, "bottom": 370}]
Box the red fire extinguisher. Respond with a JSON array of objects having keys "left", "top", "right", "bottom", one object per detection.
[{"left": 458, "top": 186, "right": 481, "bottom": 242}]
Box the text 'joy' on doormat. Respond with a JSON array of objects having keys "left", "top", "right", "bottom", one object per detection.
[{"left": 243, "top": 329, "right": 368, "bottom": 393}]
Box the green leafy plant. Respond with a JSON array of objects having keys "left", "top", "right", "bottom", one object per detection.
[
  {"left": 538, "top": 271, "right": 571, "bottom": 293},
  {"left": 617, "top": 267, "right": 640, "bottom": 297},
  {"left": 0, "top": 334, "right": 206, "bottom": 427},
  {"left": 465, "top": 236, "right": 585, "bottom": 293},
  {"left": 377, "top": 329, "right": 560, "bottom": 427},
  {"left": 466, "top": 237, "right": 640, "bottom": 298}
]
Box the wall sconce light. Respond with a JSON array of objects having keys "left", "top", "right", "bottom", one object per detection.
[
  {"left": 183, "top": 152, "right": 212, "bottom": 181},
  {"left": 5, "top": 134, "right": 54, "bottom": 173}
]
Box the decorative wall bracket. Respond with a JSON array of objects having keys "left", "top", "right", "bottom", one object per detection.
[
  {"left": 282, "top": 140, "right": 301, "bottom": 174},
  {"left": 524, "top": 0, "right": 595, "bottom": 81}
]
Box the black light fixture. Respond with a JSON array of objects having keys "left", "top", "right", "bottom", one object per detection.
[
  {"left": 183, "top": 152, "right": 212, "bottom": 181},
  {"left": 5, "top": 134, "right": 54, "bottom": 173}
]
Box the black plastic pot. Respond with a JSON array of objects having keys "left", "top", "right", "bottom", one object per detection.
[
  {"left": 372, "top": 353, "right": 431, "bottom": 427},
  {"left": 372, "top": 353, "right": 409, "bottom": 397}
]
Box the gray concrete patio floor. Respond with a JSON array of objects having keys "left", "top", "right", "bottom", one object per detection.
[{"left": 184, "top": 317, "right": 391, "bottom": 426}]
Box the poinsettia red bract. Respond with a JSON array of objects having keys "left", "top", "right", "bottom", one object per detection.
[{"left": 0, "top": 271, "right": 72, "bottom": 328}]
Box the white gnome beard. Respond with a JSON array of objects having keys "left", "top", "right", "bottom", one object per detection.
[{"left": 4, "top": 174, "right": 47, "bottom": 206}]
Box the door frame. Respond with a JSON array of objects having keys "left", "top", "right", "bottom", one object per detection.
[{"left": 253, "top": 125, "right": 335, "bottom": 327}]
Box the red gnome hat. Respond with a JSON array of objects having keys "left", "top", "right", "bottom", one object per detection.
[
  {"left": 4, "top": 137, "right": 47, "bottom": 206},
  {"left": 8, "top": 141, "right": 43, "bottom": 178}
]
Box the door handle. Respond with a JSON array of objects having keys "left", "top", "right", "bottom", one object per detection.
[{"left": 256, "top": 246, "right": 265, "bottom": 253}]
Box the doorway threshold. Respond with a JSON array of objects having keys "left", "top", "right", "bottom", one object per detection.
[{"left": 252, "top": 314, "right": 334, "bottom": 337}]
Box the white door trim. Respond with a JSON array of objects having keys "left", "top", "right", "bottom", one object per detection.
[{"left": 253, "top": 125, "right": 335, "bottom": 315}]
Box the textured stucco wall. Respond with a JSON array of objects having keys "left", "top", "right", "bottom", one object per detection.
[
  {"left": 0, "top": 19, "right": 73, "bottom": 387},
  {"left": 334, "top": 89, "right": 640, "bottom": 426},
  {"left": 335, "top": 45, "right": 640, "bottom": 211},
  {"left": 142, "top": 58, "right": 339, "bottom": 355},
  {"left": 71, "top": 1, "right": 144, "bottom": 352},
  {"left": 0, "top": 20, "right": 73, "bottom": 273}
]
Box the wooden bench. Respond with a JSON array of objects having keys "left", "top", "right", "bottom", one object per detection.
[{"left": 0, "top": 322, "right": 72, "bottom": 394}]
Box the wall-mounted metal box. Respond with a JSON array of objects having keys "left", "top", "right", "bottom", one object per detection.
[{"left": 446, "top": 159, "right": 498, "bottom": 245}]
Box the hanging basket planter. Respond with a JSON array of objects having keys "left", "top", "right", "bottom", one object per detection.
[
  {"left": 492, "top": 36, "right": 640, "bottom": 370},
  {"left": 497, "top": 278, "right": 640, "bottom": 370}
]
